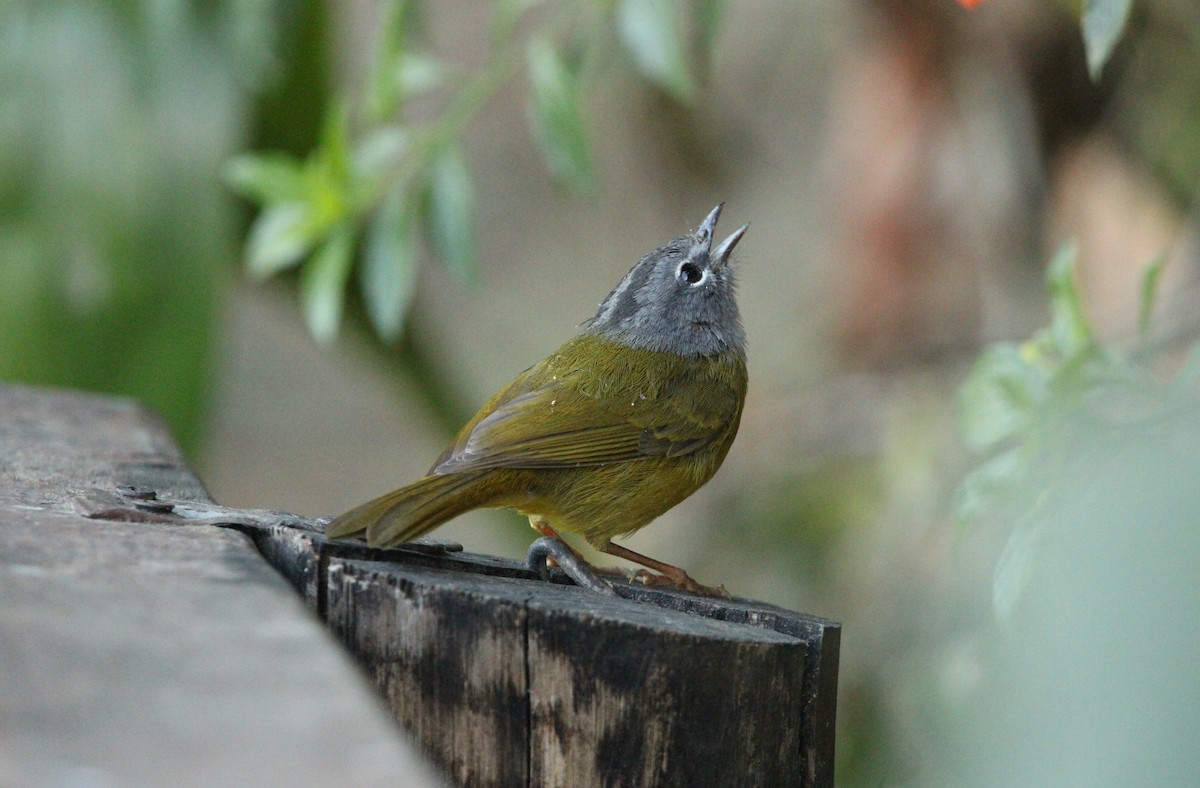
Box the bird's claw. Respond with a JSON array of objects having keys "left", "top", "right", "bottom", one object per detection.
[{"left": 631, "top": 569, "right": 730, "bottom": 598}]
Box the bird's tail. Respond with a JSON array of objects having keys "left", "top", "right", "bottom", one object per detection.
[{"left": 324, "top": 472, "right": 492, "bottom": 548}]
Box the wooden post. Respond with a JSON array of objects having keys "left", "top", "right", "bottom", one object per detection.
[
  {"left": 240, "top": 473, "right": 840, "bottom": 786},
  {"left": 1, "top": 383, "right": 841, "bottom": 786}
]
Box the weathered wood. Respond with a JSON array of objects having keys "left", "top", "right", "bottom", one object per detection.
[
  {"left": 2, "top": 382, "right": 841, "bottom": 786},
  {"left": 0, "top": 384, "right": 439, "bottom": 786},
  {"left": 524, "top": 583, "right": 806, "bottom": 785},
  {"left": 327, "top": 560, "right": 533, "bottom": 786},
  {"left": 612, "top": 589, "right": 841, "bottom": 786},
  {"left": 242, "top": 521, "right": 839, "bottom": 785}
]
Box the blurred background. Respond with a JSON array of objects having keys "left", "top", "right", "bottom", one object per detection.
[{"left": 3, "top": 0, "right": 1198, "bottom": 783}]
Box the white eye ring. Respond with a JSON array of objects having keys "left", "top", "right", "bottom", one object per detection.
[{"left": 676, "top": 261, "right": 709, "bottom": 286}]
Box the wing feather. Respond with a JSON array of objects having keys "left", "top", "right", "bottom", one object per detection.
[{"left": 431, "top": 338, "right": 745, "bottom": 474}]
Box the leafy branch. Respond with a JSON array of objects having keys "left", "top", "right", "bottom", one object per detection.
[
  {"left": 955, "top": 243, "right": 1198, "bottom": 619},
  {"left": 226, "top": 0, "right": 722, "bottom": 345}
]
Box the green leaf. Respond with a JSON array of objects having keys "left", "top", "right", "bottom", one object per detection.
[
  {"left": 352, "top": 126, "right": 411, "bottom": 180},
  {"left": 319, "top": 100, "right": 352, "bottom": 184},
  {"left": 365, "top": 5, "right": 445, "bottom": 122},
  {"left": 1137, "top": 251, "right": 1166, "bottom": 346},
  {"left": 1045, "top": 241, "right": 1093, "bottom": 358},
  {"left": 425, "top": 143, "right": 477, "bottom": 282},
  {"left": 223, "top": 153, "right": 308, "bottom": 205},
  {"left": 245, "top": 202, "right": 321, "bottom": 280},
  {"left": 959, "top": 342, "right": 1048, "bottom": 451},
  {"left": 993, "top": 522, "right": 1039, "bottom": 623},
  {"left": 300, "top": 223, "right": 355, "bottom": 345},
  {"left": 1081, "top": 0, "right": 1133, "bottom": 82},
  {"left": 616, "top": 0, "right": 697, "bottom": 103},
  {"left": 526, "top": 35, "right": 594, "bottom": 192},
  {"left": 351, "top": 126, "right": 411, "bottom": 213},
  {"left": 361, "top": 188, "right": 419, "bottom": 342},
  {"left": 955, "top": 447, "right": 1024, "bottom": 526},
  {"left": 299, "top": 103, "right": 355, "bottom": 229},
  {"left": 366, "top": 0, "right": 412, "bottom": 122}
]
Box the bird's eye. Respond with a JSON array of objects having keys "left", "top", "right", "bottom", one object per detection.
[{"left": 677, "top": 262, "right": 704, "bottom": 285}]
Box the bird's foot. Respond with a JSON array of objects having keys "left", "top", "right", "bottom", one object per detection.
[
  {"left": 630, "top": 568, "right": 730, "bottom": 599},
  {"left": 598, "top": 541, "right": 730, "bottom": 598}
]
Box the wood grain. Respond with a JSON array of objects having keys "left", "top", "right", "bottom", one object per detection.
[{"left": 0, "top": 383, "right": 438, "bottom": 786}]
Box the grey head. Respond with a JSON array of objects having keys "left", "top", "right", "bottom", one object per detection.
[{"left": 584, "top": 204, "right": 748, "bottom": 358}]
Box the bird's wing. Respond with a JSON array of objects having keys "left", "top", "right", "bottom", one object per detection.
[
  {"left": 635, "top": 371, "right": 744, "bottom": 458},
  {"left": 431, "top": 364, "right": 743, "bottom": 474}
]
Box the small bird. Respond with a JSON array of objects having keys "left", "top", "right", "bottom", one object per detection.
[{"left": 326, "top": 204, "right": 749, "bottom": 595}]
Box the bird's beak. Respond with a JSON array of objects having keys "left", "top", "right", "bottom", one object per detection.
[
  {"left": 712, "top": 223, "right": 748, "bottom": 269},
  {"left": 696, "top": 203, "right": 724, "bottom": 252}
]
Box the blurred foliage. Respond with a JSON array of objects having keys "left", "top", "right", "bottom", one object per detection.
[
  {"left": 227, "top": 0, "right": 726, "bottom": 345},
  {"left": 942, "top": 413, "right": 1200, "bottom": 783},
  {"left": 249, "top": 0, "right": 330, "bottom": 159},
  {"left": 1080, "top": 0, "right": 1134, "bottom": 80},
  {"left": 965, "top": 0, "right": 1132, "bottom": 82},
  {"left": 933, "top": 244, "right": 1200, "bottom": 783},
  {"left": 0, "top": 0, "right": 282, "bottom": 453},
  {"left": 956, "top": 243, "right": 1195, "bottom": 621},
  {"left": 1112, "top": 0, "right": 1200, "bottom": 203}
]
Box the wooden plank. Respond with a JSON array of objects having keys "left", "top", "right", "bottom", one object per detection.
[
  {"left": 317, "top": 553, "right": 833, "bottom": 786},
  {"left": 216, "top": 502, "right": 839, "bottom": 784},
  {"left": 326, "top": 560, "right": 533, "bottom": 786},
  {"left": 0, "top": 384, "right": 439, "bottom": 786},
  {"left": 603, "top": 588, "right": 841, "bottom": 785},
  {"left": 524, "top": 586, "right": 806, "bottom": 786}
]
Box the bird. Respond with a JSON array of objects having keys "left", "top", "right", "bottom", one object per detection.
[{"left": 325, "top": 204, "right": 749, "bottom": 595}]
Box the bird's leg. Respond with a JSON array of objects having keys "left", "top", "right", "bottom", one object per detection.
[
  {"left": 527, "top": 522, "right": 729, "bottom": 597},
  {"left": 528, "top": 518, "right": 633, "bottom": 578},
  {"left": 526, "top": 518, "right": 618, "bottom": 594},
  {"left": 598, "top": 542, "right": 729, "bottom": 598},
  {"left": 528, "top": 517, "right": 587, "bottom": 563},
  {"left": 529, "top": 516, "right": 566, "bottom": 542}
]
